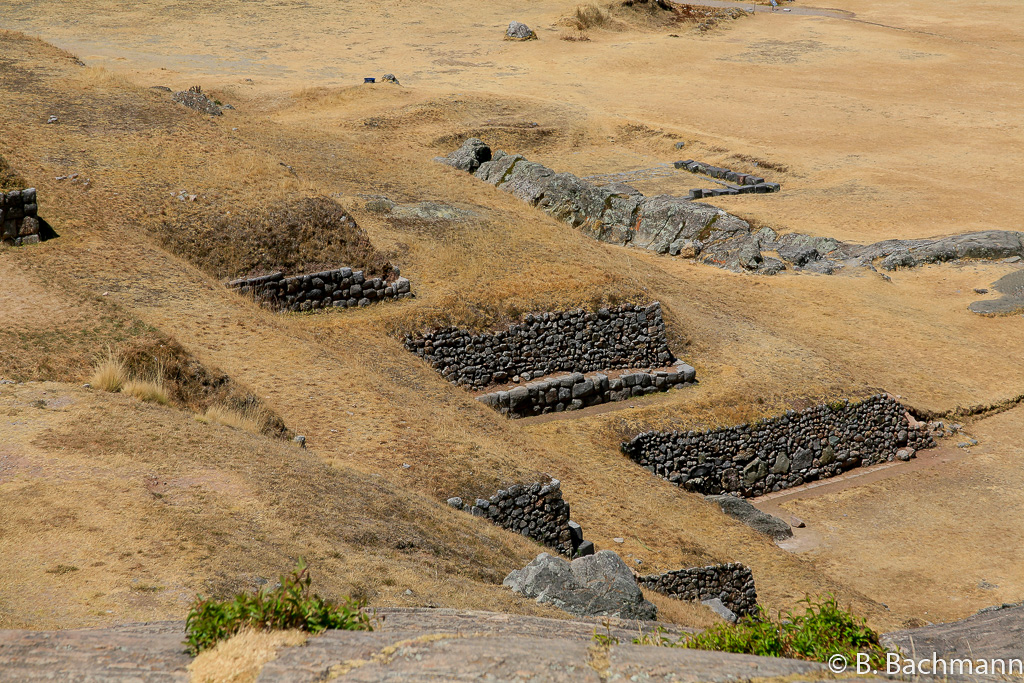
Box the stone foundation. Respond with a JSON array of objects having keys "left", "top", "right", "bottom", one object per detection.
[
  {"left": 228, "top": 267, "right": 412, "bottom": 312},
  {"left": 638, "top": 563, "right": 757, "bottom": 617},
  {"left": 621, "top": 394, "right": 934, "bottom": 498},
  {"left": 1, "top": 188, "right": 40, "bottom": 246}
]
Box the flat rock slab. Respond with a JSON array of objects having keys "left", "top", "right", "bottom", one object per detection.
[
  {"left": 970, "top": 269, "right": 1024, "bottom": 315},
  {"left": 883, "top": 603, "right": 1024, "bottom": 661},
  {"left": 0, "top": 622, "right": 190, "bottom": 682}
]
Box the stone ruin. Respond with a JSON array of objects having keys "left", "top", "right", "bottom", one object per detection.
[
  {"left": 1, "top": 188, "right": 40, "bottom": 246},
  {"left": 228, "top": 267, "right": 412, "bottom": 312},
  {"left": 448, "top": 479, "right": 593, "bottom": 557},
  {"left": 621, "top": 394, "right": 935, "bottom": 498}
]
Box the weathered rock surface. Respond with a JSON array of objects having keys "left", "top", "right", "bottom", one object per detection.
[
  {"left": 505, "top": 21, "right": 536, "bottom": 40},
  {"left": 436, "top": 136, "right": 491, "bottom": 173},
  {"left": 504, "top": 551, "right": 658, "bottom": 620},
  {"left": 969, "top": 268, "right": 1024, "bottom": 315},
  {"left": 883, "top": 602, "right": 1024, "bottom": 661},
  {"left": 440, "top": 139, "right": 1024, "bottom": 276},
  {"left": 706, "top": 494, "right": 793, "bottom": 540}
]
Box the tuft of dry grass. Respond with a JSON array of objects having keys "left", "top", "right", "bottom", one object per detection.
[
  {"left": 122, "top": 378, "right": 170, "bottom": 405},
  {"left": 89, "top": 352, "right": 127, "bottom": 393},
  {"left": 0, "top": 153, "right": 26, "bottom": 191},
  {"left": 572, "top": 3, "right": 611, "bottom": 29},
  {"left": 560, "top": 29, "right": 593, "bottom": 42},
  {"left": 199, "top": 403, "right": 271, "bottom": 434},
  {"left": 188, "top": 627, "right": 308, "bottom": 683}
]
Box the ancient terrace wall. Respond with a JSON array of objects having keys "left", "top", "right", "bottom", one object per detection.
[
  {"left": 477, "top": 366, "right": 695, "bottom": 419},
  {"left": 622, "top": 395, "right": 935, "bottom": 498},
  {"left": 638, "top": 563, "right": 757, "bottom": 617},
  {"left": 228, "top": 267, "right": 412, "bottom": 312},
  {"left": 1, "top": 188, "right": 40, "bottom": 246},
  {"left": 404, "top": 302, "right": 675, "bottom": 389},
  {"left": 447, "top": 479, "right": 593, "bottom": 557}
]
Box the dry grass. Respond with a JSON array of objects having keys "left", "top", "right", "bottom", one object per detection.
[
  {"left": 644, "top": 592, "right": 726, "bottom": 630},
  {"left": 0, "top": 153, "right": 27, "bottom": 191},
  {"left": 199, "top": 403, "right": 271, "bottom": 434},
  {"left": 89, "top": 352, "right": 127, "bottom": 393},
  {"left": 570, "top": 3, "right": 612, "bottom": 30},
  {"left": 122, "top": 378, "right": 169, "bottom": 405},
  {"left": 560, "top": 29, "right": 593, "bottom": 42},
  {"left": 188, "top": 628, "right": 308, "bottom": 683},
  {"left": 156, "top": 196, "right": 393, "bottom": 280}
]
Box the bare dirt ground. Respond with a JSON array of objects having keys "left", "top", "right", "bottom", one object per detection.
[{"left": 0, "top": 0, "right": 1022, "bottom": 644}]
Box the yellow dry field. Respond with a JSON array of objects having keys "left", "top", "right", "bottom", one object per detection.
[{"left": 0, "top": 0, "right": 1021, "bottom": 634}]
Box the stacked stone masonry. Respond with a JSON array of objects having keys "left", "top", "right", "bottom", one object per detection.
[
  {"left": 674, "top": 160, "right": 781, "bottom": 199},
  {"left": 1, "top": 188, "right": 40, "bottom": 246},
  {"left": 477, "top": 366, "right": 695, "bottom": 418},
  {"left": 638, "top": 563, "right": 757, "bottom": 617},
  {"left": 447, "top": 479, "right": 591, "bottom": 557},
  {"left": 621, "top": 394, "right": 935, "bottom": 498},
  {"left": 228, "top": 267, "right": 412, "bottom": 312},
  {"left": 405, "top": 302, "right": 675, "bottom": 389}
]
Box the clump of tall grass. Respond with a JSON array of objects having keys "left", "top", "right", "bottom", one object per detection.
[
  {"left": 89, "top": 351, "right": 127, "bottom": 393},
  {"left": 197, "top": 403, "right": 270, "bottom": 434}
]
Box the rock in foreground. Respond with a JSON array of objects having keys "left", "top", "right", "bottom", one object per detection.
[{"left": 503, "top": 550, "right": 657, "bottom": 620}]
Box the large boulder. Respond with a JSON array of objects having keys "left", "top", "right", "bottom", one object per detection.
[
  {"left": 505, "top": 21, "right": 537, "bottom": 41},
  {"left": 706, "top": 495, "right": 792, "bottom": 541},
  {"left": 437, "top": 138, "right": 492, "bottom": 173},
  {"left": 504, "top": 551, "right": 657, "bottom": 620}
]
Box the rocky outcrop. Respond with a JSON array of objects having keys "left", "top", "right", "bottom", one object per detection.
[
  {"left": 969, "top": 267, "right": 1024, "bottom": 316},
  {"left": 439, "top": 139, "right": 1024, "bottom": 276},
  {"left": 228, "top": 267, "right": 412, "bottom": 312},
  {"left": 3, "top": 609, "right": 856, "bottom": 682},
  {"left": 1, "top": 188, "right": 40, "bottom": 246},
  {"left": 504, "top": 551, "right": 658, "bottom": 620},
  {"left": 446, "top": 479, "right": 587, "bottom": 556},
  {"left": 172, "top": 85, "right": 223, "bottom": 116},
  {"left": 705, "top": 495, "right": 792, "bottom": 541},
  {"left": 622, "top": 394, "right": 935, "bottom": 498},
  {"left": 882, "top": 602, "right": 1024, "bottom": 662},
  {"left": 404, "top": 302, "right": 676, "bottom": 389},
  {"left": 476, "top": 364, "right": 696, "bottom": 418},
  {"left": 638, "top": 563, "right": 757, "bottom": 618}
]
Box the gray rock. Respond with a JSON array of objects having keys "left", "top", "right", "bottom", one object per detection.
[
  {"left": 702, "top": 598, "right": 739, "bottom": 623},
  {"left": 172, "top": 85, "right": 223, "bottom": 116},
  {"left": 437, "top": 138, "right": 492, "bottom": 173},
  {"left": 504, "top": 551, "right": 656, "bottom": 620},
  {"left": 505, "top": 21, "right": 537, "bottom": 41},
  {"left": 706, "top": 495, "right": 793, "bottom": 541},
  {"left": 381, "top": 73, "right": 400, "bottom": 85},
  {"left": 447, "top": 497, "right": 464, "bottom": 509}
]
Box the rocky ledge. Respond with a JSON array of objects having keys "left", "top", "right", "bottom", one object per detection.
[{"left": 438, "top": 138, "right": 1024, "bottom": 276}]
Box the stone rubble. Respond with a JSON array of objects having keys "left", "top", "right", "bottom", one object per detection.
[{"left": 0, "top": 188, "right": 40, "bottom": 246}]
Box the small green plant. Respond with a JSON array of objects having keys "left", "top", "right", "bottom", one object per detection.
[
  {"left": 641, "top": 595, "right": 889, "bottom": 668},
  {"left": 592, "top": 619, "right": 620, "bottom": 646},
  {"left": 184, "top": 559, "right": 373, "bottom": 655}
]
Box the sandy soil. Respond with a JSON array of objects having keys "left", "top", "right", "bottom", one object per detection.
[{"left": 0, "top": 0, "right": 1022, "bottom": 634}]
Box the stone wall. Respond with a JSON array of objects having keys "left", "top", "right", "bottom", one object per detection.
[
  {"left": 405, "top": 302, "right": 676, "bottom": 389},
  {"left": 447, "top": 479, "right": 592, "bottom": 557},
  {"left": 638, "top": 563, "right": 757, "bottom": 617},
  {"left": 674, "top": 160, "right": 780, "bottom": 198},
  {"left": 228, "top": 267, "right": 412, "bottom": 312},
  {"left": 1, "top": 188, "right": 40, "bottom": 246},
  {"left": 477, "top": 365, "right": 695, "bottom": 418},
  {"left": 621, "top": 394, "right": 935, "bottom": 498}
]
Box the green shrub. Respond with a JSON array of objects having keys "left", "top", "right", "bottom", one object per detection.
[
  {"left": 184, "top": 560, "right": 373, "bottom": 655},
  {"left": 638, "top": 595, "right": 889, "bottom": 667}
]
